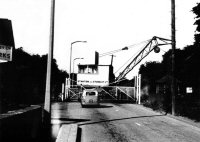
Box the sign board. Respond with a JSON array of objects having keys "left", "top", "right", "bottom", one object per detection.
[
  {"left": 77, "top": 65, "right": 110, "bottom": 86},
  {"left": 0, "top": 45, "right": 12, "bottom": 61},
  {"left": 186, "top": 87, "right": 193, "bottom": 93},
  {"left": 77, "top": 79, "right": 109, "bottom": 86}
]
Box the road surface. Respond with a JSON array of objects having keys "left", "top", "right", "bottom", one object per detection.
[{"left": 51, "top": 102, "right": 200, "bottom": 142}]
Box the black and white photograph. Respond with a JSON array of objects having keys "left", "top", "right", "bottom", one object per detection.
[{"left": 0, "top": 0, "right": 200, "bottom": 142}]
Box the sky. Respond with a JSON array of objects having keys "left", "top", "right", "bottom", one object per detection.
[{"left": 0, "top": 0, "right": 199, "bottom": 79}]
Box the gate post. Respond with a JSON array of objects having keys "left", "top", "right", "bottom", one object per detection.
[
  {"left": 135, "top": 75, "right": 138, "bottom": 103},
  {"left": 135, "top": 74, "right": 141, "bottom": 104},
  {"left": 62, "top": 83, "right": 65, "bottom": 101},
  {"left": 137, "top": 74, "right": 141, "bottom": 104},
  {"left": 115, "top": 86, "right": 117, "bottom": 98},
  {"left": 65, "top": 78, "right": 70, "bottom": 100}
]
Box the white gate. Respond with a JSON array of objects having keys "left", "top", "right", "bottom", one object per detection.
[{"left": 98, "top": 86, "right": 136, "bottom": 102}]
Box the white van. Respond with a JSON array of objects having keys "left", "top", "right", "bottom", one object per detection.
[{"left": 81, "top": 89, "right": 100, "bottom": 107}]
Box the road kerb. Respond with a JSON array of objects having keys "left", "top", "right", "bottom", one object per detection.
[
  {"left": 56, "top": 124, "right": 78, "bottom": 142},
  {"left": 165, "top": 113, "right": 200, "bottom": 129},
  {"left": 139, "top": 104, "right": 200, "bottom": 129}
]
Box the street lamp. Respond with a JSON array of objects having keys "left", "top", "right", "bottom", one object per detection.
[
  {"left": 43, "top": 0, "right": 55, "bottom": 139},
  {"left": 72, "top": 58, "right": 84, "bottom": 87},
  {"left": 73, "top": 57, "right": 84, "bottom": 73},
  {"left": 44, "top": 0, "right": 55, "bottom": 114},
  {"left": 69, "top": 41, "right": 87, "bottom": 88}
]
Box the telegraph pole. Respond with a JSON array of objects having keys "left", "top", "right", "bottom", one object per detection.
[
  {"left": 171, "top": 0, "right": 176, "bottom": 115},
  {"left": 43, "top": 0, "right": 55, "bottom": 140},
  {"left": 44, "top": 0, "right": 55, "bottom": 120}
]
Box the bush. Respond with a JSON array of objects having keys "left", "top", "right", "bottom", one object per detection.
[
  {"left": 143, "top": 99, "right": 163, "bottom": 111},
  {"left": 141, "top": 94, "right": 149, "bottom": 103}
]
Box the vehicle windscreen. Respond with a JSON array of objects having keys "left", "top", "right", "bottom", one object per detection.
[{"left": 86, "top": 92, "right": 96, "bottom": 96}]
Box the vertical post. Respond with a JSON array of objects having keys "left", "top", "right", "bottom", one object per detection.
[
  {"left": 68, "top": 78, "right": 70, "bottom": 99},
  {"left": 138, "top": 74, "right": 141, "bottom": 105},
  {"left": 133, "top": 76, "right": 136, "bottom": 99},
  {"left": 65, "top": 78, "right": 70, "bottom": 100},
  {"left": 110, "top": 55, "right": 115, "bottom": 65},
  {"left": 0, "top": 65, "right": 2, "bottom": 114},
  {"left": 65, "top": 78, "right": 67, "bottom": 100},
  {"left": 69, "top": 41, "right": 86, "bottom": 89},
  {"left": 119, "top": 88, "right": 121, "bottom": 100},
  {"left": 115, "top": 86, "right": 117, "bottom": 98},
  {"left": 135, "top": 75, "right": 138, "bottom": 103},
  {"left": 72, "top": 59, "right": 75, "bottom": 88},
  {"left": 44, "top": 0, "right": 55, "bottom": 120},
  {"left": 69, "top": 43, "right": 72, "bottom": 88},
  {"left": 0, "top": 65, "right": 2, "bottom": 142},
  {"left": 62, "top": 83, "right": 64, "bottom": 101},
  {"left": 171, "top": 0, "right": 176, "bottom": 116}
]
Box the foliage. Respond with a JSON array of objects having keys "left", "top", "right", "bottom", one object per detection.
[
  {"left": 1, "top": 47, "right": 68, "bottom": 112},
  {"left": 139, "top": 61, "right": 164, "bottom": 93},
  {"left": 138, "top": 3, "right": 200, "bottom": 120},
  {"left": 192, "top": 2, "right": 200, "bottom": 45}
]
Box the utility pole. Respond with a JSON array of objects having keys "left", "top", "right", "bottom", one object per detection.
[
  {"left": 171, "top": 0, "right": 176, "bottom": 116},
  {"left": 44, "top": 0, "right": 55, "bottom": 120}
]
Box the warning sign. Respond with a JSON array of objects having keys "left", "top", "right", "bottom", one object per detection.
[{"left": 0, "top": 45, "right": 12, "bottom": 61}]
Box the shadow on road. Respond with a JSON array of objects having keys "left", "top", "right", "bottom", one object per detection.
[
  {"left": 82, "top": 104, "right": 113, "bottom": 108},
  {"left": 78, "top": 114, "right": 165, "bottom": 126},
  {"left": 76, "top": 127, "right": 82, "bottom": 142},
  {"left": 52, "top": 117, "right": 90, "bottom": 123}
]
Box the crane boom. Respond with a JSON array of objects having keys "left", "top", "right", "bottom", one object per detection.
[{"left": 115, "top": 36, "right": 171, "bottom": 82}]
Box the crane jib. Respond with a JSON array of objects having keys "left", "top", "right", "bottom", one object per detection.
[{"left": 115, "top": 36, "right": 171, "bottom": 82}]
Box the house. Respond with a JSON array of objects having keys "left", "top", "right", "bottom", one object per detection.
[{"left": 156, "top": 75, "right": 182, "bottom": 95}]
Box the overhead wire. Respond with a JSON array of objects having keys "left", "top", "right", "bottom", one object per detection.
[
  {"left": 114, "top": 39, "right": 150, "bottom": 74},
  {"left": 99, "top": 39, "right": 149, "bottom": 57}
]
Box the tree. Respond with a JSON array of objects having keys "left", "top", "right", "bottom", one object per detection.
[
  {"left": 139, "top": 61, "right": 164, "bottom": 93},
  {"left": 1, "top": 47, "right": 68, "bottom": 112},
  {"left": 138, "top": 3, "right": 200, "bottom": 118},
  {"left": 192, "top": 3, "right": 200, "bottom": 45},
  {"left": 161, "top": 49, "right": 186, "bottom": 80}
]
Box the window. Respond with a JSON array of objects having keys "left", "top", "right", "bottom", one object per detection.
[
  {"left": 78, "top": 65, "right": 98, "bottom": 74},
  {"left": 86, "top": 92, "right": 96, "bottom": 96}
]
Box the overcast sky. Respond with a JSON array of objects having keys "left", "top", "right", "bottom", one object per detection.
[{"left": 0, "top": 0, "right": 199, "bottom": 79}]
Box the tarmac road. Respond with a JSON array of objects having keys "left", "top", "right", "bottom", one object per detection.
[{"left": 51, "top": 102, "right": 200, "bottom": 142}]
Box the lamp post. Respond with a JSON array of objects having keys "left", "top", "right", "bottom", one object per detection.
[
  {"left": 72, "top": 58, "right": 84, "bottom": 87},
  {"left": 44, "top": 0, "right": 55, "bottom": 115},
  {"left": 69, "top": 41, "right": 87, "bottom": 88},
  {"left": 73, "top": 58, "right": 84, "bottom": 73},
  {"left": 43, "top": 0, "right": 55, "bottom": 139}
]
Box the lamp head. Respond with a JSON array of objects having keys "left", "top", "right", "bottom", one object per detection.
[
  {"left": 122, "top": 47, "right": 128, "bottom": 50},
  {"left": 154, "top": 46, "right": 160, "bottom": 53}
]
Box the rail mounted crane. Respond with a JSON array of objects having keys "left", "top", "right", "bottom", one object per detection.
[{"left": 115, "top": 36, "right": 171, "bottom": 82}]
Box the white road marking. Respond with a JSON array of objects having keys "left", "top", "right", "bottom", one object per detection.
[
  {"left": 135, "top": 122, "right": 141, "bottom": 126},
  {"left": 116, "top": 110, "right": 119, "bottom": 111}
]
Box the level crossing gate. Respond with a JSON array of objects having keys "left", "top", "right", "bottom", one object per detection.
[{"left": 66, "top": 85, "right": 137, "bottom": 103}]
